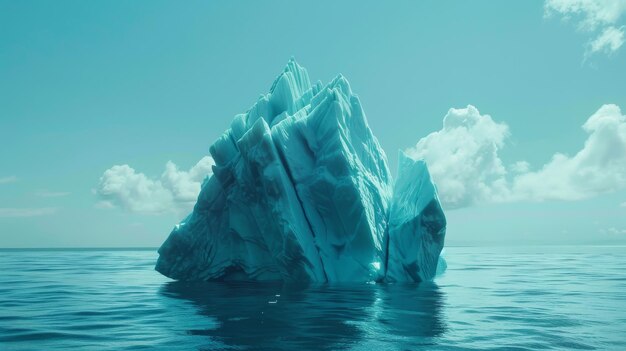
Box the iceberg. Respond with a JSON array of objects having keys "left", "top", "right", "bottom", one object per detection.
[{"left": 155, "top": 59, "right": 446, "bottom": 283}]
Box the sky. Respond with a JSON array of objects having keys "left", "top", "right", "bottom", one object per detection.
[{"left": 1, "top": 0, "right": 625, "bottom": 247}]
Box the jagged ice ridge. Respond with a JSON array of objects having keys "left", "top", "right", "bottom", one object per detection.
[{"left": 156, "top": 59, "right": 446, "bottom": 283}]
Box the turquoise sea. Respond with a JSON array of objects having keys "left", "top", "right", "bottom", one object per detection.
[{"left": 1, "top": 246, "right": 625, "bottom": 350}]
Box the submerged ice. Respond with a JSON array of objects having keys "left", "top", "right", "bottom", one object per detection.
[{"left": 156, "top": 59, "right": 446, "bottom": 283}]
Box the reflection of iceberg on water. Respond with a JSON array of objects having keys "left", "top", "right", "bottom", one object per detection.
[
  {"left": 155, "top": 59, "right": 446, "bottom": 283},
  {"left": 160, "top": 281, "right": 446, "bottom": 350}
]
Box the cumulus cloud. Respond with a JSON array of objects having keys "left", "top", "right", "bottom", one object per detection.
[
  {"left": 545, "top": 0, "right": 626, "bottom": 56},
  {"left": 511, "top": 161, "right": 531, "bottom": 173},
  {"left": 406, "top": 104, "right": 626, "bottom": 209},
  {"left": 0, "top": 207, "right": 57, "bottom": 218},
  {"left": 510, "top": 104, "right": 626, "bottom": 201},
  {"left": 95, "top": 156, "right": 214, "bottom": 214},
  {"left": 406, "top": 106, "right": 510, "bottom": 208},
  {"left": 0, "top": 176, "right": 18, "bottom": 184}
]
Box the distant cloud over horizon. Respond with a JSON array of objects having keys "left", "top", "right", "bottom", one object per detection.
[
  {"left": 603, "top": 226, "right": 626, "bottom": 235},
  {"left": 407, "top": 104, "right": 626, "bottom": 209},
  {"left": 0, "top": 207, "right": 57, "bottom": 218},
  {"left": 545, "top": 0, "right": 626, "bottom": 57},
  {"left": 95, "top": 156, "right": 214, "bottom": 215},
  {"left": 0, "top": 176, "right": 18, "bottom": 184},
  {"left": 34, "top": 191, "right": 71, "bottom": 198}
]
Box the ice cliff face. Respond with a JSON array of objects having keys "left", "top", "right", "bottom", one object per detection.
[
  {"left": 386, "top": 151, "right": 446, "bottom": 282},
  {"left": 155, "top": 59, "right": 446, "bottom": 283}
]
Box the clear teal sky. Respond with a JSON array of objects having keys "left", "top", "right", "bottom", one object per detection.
[{"left": 1, "top": 1, "right": 625, "bottom": 247}]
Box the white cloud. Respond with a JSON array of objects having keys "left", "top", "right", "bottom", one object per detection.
[
  {"left": 589, "top": 25, "right": 625, "bottom": 54},
  {"left": 545, "top": 0, "right": 626, "bottom": 30},
  {"left": 511, "top": 161, "right": 531, "bottom": 173},
  {"left": 511, "top": 104, "right": 626, "bottom": 201},
  {"left": 0, "top": 207, "right": 57, "bottom": 218},
  {"left": 35, "top": 191, "right": 70, "bottom": 198},
  {"left": 606, "top": 227, "right": 626, "bottom": 234},
  {"left": 406, "top": 105, "right": 510, "bottom": 208},
  {"left": 96, "top": 156, "right": 214, "bottom": 214},
  {"left": 407, "top": 104, "right": 626, "bottom": 209},
  {"left": 545, "top": 0, "right": 626, "bottom": 56},
  {"left": 0, "top": 176, "right": 18, "bottom": 184}
]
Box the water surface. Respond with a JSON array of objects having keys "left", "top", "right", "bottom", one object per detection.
[{"left": 1, "top": 246, "right": 625, "bottom": 350}]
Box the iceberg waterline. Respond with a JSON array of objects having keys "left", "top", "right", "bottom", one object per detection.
[{"left": 156, "top": 59, "right": 446, "bottom": 283}]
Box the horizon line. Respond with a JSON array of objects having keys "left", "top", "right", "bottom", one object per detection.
[{"left": 2, "top": 244, "right": 626, "bottom": 251}]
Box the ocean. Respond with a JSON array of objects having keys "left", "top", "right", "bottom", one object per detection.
[{"left": 1, "top": 246, "right": 625, "bottom": 350}]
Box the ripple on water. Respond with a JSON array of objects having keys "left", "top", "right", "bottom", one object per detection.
[{"left": 0, "top": 247, "right": 625, "bottom": 350}]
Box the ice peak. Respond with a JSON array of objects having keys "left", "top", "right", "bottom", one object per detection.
[{"left": 269, "top": 57, "right": 311, "bottom": 98}]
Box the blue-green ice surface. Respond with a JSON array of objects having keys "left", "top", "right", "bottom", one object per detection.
[{"left": 156, "top": 60, "right": 446, "bottom": 283}]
